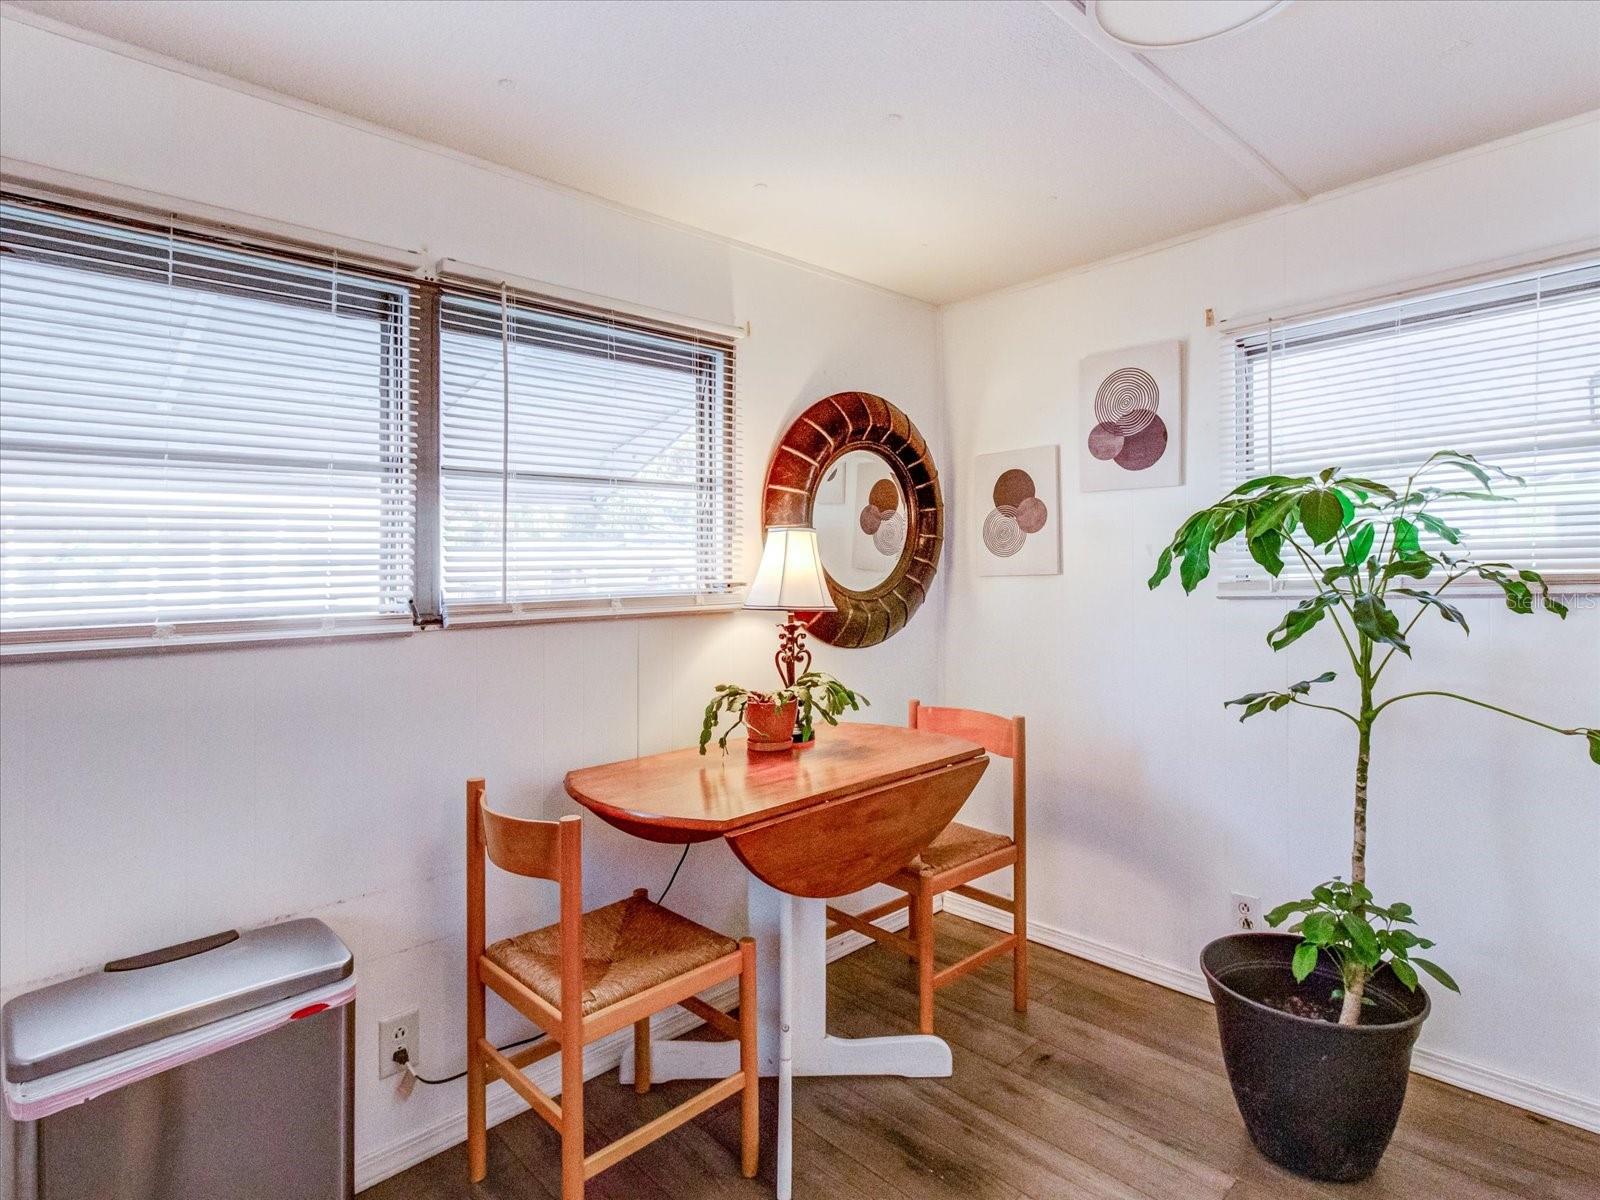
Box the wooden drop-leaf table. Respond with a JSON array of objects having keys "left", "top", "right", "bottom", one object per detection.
[{"left": 565, "top": 722, "right": 988, "bottom": 1199}]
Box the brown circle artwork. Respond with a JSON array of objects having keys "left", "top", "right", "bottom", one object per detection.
[
  {"left": 1089, "top": 366, "right": 1169, "bottom": 471},
  {"left": 982, "top": 469, "right": 1048, "bottom": 558},
  {"left": 762, "top": 391, "right": 942, "bottom": 648}
]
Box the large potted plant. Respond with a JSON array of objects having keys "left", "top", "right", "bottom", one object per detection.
[{"left": 1149, "top": 450, "right": 1597, "bottom": 1181}]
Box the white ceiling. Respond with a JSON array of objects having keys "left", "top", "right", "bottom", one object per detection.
[{"left": 9, "top": 0, "right": 1600, "bottom": 303}]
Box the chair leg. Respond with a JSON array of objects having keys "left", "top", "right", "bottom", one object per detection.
[
  {"left": 1013, "top": 870, "right": 1029, "bottom": 1015},
  {"left": 738, "top": 937, "right": 759, "bottom": 1179},
  {"left": 466, "top": 977, "right": 487, "bottom": 1182},
  {"left": 561, "top": 1033, "right": 585, "bottom": 1200},
  {"left": 915, "top": 884, "right": 936, "bottom": 1035},
  {"left": 632, "top": 1017, "right": 651, "bottom": 1095}
]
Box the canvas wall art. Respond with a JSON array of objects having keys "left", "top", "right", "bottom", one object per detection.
[
  {"left": 1079, "top": 340, "right": 1183, "bottom": 490},
  {"left": 851, "top": 455, "right": 905, "bottom": 571},
  {"left": 976, "top": 445, "right": 1060, "bottom": 576}
]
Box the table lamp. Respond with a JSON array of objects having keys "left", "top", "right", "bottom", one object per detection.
[{"left": 745, "top": 525, "right": 837, "bottom": 687}]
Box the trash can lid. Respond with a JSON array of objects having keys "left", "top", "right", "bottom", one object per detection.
[{"left": 2, "top": 918, "right": 352, "bottom": 1084}]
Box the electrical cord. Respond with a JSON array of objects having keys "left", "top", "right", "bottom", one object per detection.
[
  {"left": 400, "top": 845, "right": 694, "bottom": 1086},
  {"left": 657, "top": 843, "right": 691, "bottom": 905},
  {"left": 395, "top": 1034, "right": 547, "bottom": 1086}
]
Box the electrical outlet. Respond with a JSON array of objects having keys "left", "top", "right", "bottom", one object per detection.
[
  {"left": 378, "top": 1010, "right": 419, "bottom": 1079},
  {"left": 1232, "top": 892, "right": 1262, "bottom": 932}
]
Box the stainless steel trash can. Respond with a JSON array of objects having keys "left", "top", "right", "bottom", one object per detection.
[{"left": 3, "top": 918, "right": 355, "bottom": 1200}]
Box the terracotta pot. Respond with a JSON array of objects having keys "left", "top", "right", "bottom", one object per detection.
[
  {"left": 1202, "top": 933, "right": 1430, "bottom": 1182},
  {"left": 745, "top": 699, "right": 798, "bottom": 753}
]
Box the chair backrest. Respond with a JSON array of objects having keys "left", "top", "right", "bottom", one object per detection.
[
  {"left": 908, "top": 700, "right": 1026, "bottom": 844},
  {"left": 466, "top": 778, "right": 584, "bottom": 1020}
]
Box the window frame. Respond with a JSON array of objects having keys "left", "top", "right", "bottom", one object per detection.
[
  {"left": 1218, "top": 252, "right": 1600, "bottom": 597},
  {"left": 0, "top": 190, "right": 743, "bottom": 659}
]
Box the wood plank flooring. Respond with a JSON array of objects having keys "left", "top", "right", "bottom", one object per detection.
[{"left": 364, "top": 914, "right": 1600, "bottom": 1200}]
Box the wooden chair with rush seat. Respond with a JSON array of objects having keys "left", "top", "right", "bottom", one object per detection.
[
  {"left": 465, "top": 779, "right": 758, "bottom": 1200},
  {"left": 825, "top": 701, "right": 1027, "bottom": 1032}
]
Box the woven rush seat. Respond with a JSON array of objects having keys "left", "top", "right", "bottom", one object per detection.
[
  {"left": 896, "top": 821, "right": 1013, "bottom": 878},
  {"left": 486, "top": 893, "right": 738, "bottom": 1016}
]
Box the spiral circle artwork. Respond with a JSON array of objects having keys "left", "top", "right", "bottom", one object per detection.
[
  {"left": 982, "top": 469, "right": 1048, "bottom": 558},
  {"left": 873, "top": 508, "right": 907, "bottom": 555},
  {"left": 1094, "top": 367, "right": 1159, "bottom": 436},
  {"left": 983, "top": 507, "right": 1025, "bottom": 557},
  {"left": 1088, "top": 365, "right": 1169, "bottom": 472}
]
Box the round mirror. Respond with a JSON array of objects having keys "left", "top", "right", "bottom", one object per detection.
[
  {"left": 812, "top": 450, "right": 907, "bottom": 591},
  {"left": 762, "top": 392, "right": 942, "bottom": 648}
]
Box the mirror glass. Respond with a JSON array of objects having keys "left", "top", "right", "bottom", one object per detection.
[{"left": 812, "top": 449, "right": 906, "bottom": 591}]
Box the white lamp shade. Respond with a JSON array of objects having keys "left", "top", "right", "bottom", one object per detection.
[{"left": 745, "top": 526, "right": 837, "bottom": 612}]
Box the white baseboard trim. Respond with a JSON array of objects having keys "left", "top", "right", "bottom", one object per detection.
[
  {"left": 354, "top": 902, "right": 923, "bottom": 1192},
  {"left": 940, "top": 893, "right": 1600, "bottom": 1135}
]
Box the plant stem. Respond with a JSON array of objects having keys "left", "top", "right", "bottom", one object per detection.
[
  {"left": 1339, "top": 647, "right": 1375, "bottom": 1026},
  {"left": 1371, "top": 690, "right": 1585, "bottom": 734}
]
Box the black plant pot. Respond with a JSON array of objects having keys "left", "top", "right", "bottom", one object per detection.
[{"left": 1201, "top": 933, "right": 1430, "bottom": 1182}]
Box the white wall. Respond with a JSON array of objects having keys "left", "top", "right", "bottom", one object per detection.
[
  {"left": 938, "top": 115, "right": 1600, "bottom": 1124},
  {"left": 0, "top": 15, "right": 946, "bottom": 1180}
]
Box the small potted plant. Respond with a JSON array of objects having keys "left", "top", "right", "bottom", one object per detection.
[
  {"left": 700, "top": 671, "right": 867, "bottom": 755},
  {"left": 1149, "top": 451, "right": 1596, "bottom": 1182}
]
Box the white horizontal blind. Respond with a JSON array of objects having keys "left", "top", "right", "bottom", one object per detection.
[
  {"left": 0, "top": 198, "right": 418, "bottom": 645},
  {"left": 1220, "top": 258, "right": 1600, "bottom": 589},
  {"left": 437, "top": 282, "right": 738, "bottom": 614}
]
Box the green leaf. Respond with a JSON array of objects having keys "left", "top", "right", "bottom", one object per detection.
[
  {"left": 1302, "top": 912, "right": 1337, "bottom": 944},
  {"left": 1383, "top": 555, "right": 1434, "bottom": 582},
  {"left": 1341, "top": 913, "right": 1382, "bottom": 966},
  {"left": 1248, "top": 530, "right": 1285, "bottom": 576},
  {"left": 1238, "top": 697, "right": 1273, "bottom": 722},
  {"left": 1229, "top": 474, "right": 1311, "bottom": 496},
  {"left": 1587, "top": 730, "right": 1599, "bottom": 765},
  {"left": 1392, "top": 587, "right": 1470, "bottom": 634},
  {"left": 1267, "top": 591, "right": 1338, "bottom": 652},
  {"left": 1291, "top": 941, "right": 1320, "bottom": 982},
  {"left": 1146, "top": 545, "right": 1174, "bottom": 590},
  {"left": 1413, "top": 957, "right": 1462, "bottom": 993},
  {"left": 1287, "top": 670, "right": 1336, "bottom": 694},
  {"left": 1517, "top": 569, "right": 1569, "bottom": 619},
  {"left": 1389, "top": 958, "right": 1419, "bottom": 991},
  {"left": 1247, "top": 493, "right": 1301, "bottom": 540},
  {"left": 1420, "top": 449, "right": 1524, "bottom": 489},
  {"left": 1299, "top": 489, "right": 1346, "bottom": 545},
  {"left": 1343, "top": 523, "right": 1375, "bottom": 566},
  {"left": 1393, "top": 517, "right": 1422, "bottom": 558},
  {"left": 1180, "top": 516, "right": 1215, "bottom": 593},
  {"left": 1264, "top": 900, "right": 1310, "bottom": 927},
  {"left": 1415, "top": 512, "right": 1461, "bottom": 544},
  {"left": 1337, "top": 476, "right": 1398, "bottom": 500},
  {"left": 1351, "top": 594, "right": 1411, "bottom": 656}
]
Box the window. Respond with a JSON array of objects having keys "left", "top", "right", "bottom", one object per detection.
[
  {"left": 1221, "top": 257, "right": 1600, "bottom": 590},
  {"left": 435, "top": 284, "right": 738, "bottom": 616},
  {"left": 0, "top": 198, "right": 417, "bottom": 646},
  {"left": 0, "top": 191, "right": 741, "bottom": 654}
]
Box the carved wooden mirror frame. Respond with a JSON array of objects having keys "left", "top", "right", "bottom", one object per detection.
[{"left": 762, "top": 392, "right": 942, "bottom": 648}]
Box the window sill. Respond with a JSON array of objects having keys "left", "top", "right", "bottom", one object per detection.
[
  {"left": 0, "top": 618, "right": 416, "bottom": 663},
  {"left": 0, "top": 596, "right": 747, "bottom": 663},
  {"left": 438, "top": 594, "right": 745, "bottom": 628}
]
